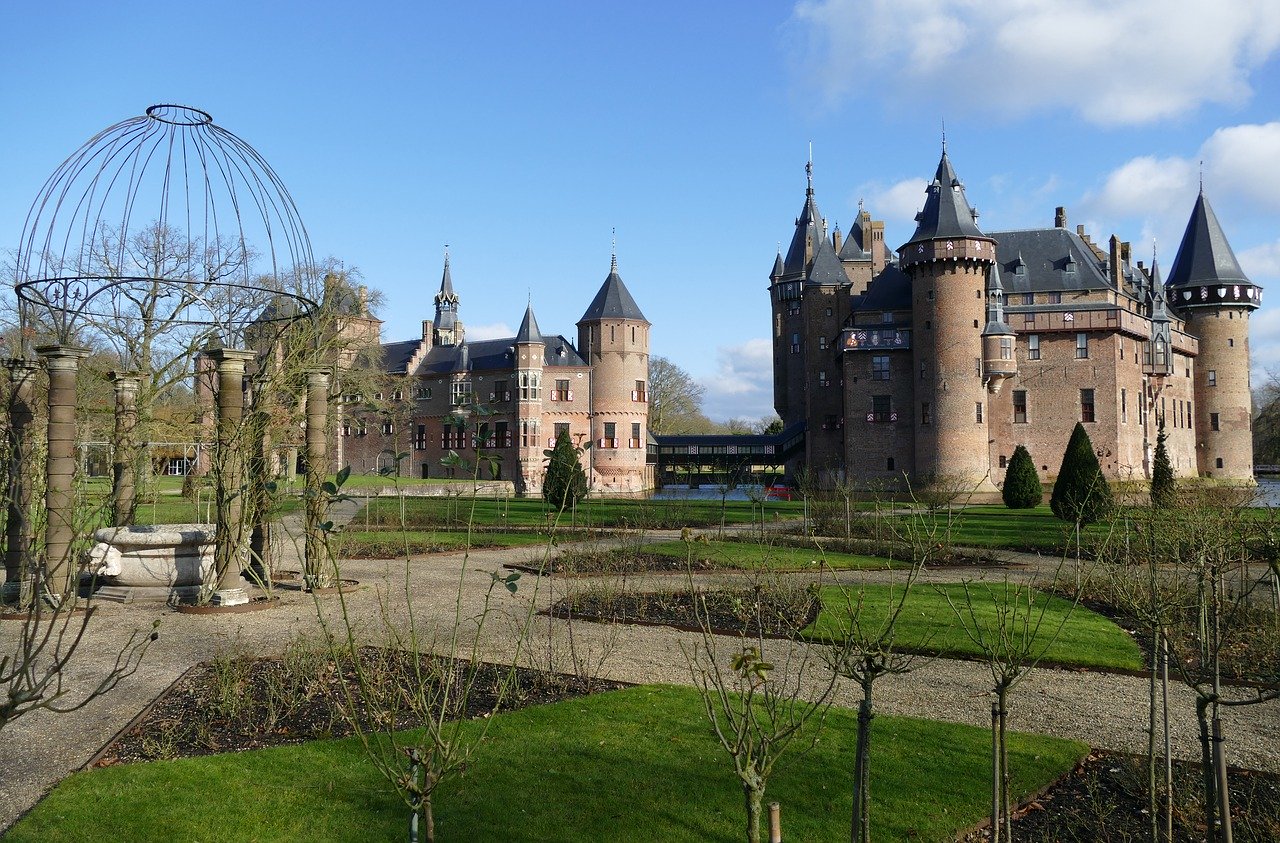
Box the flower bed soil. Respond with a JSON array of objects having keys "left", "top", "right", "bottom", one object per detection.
[
  {"left": 966, "top": 750, "right": 1280, "bottom": 843},
  {"left": 550, "top": 587, "right": 818, "bottom": 638},
  {"left": 92, "top": 649, "right": 626, "bottom": 766},
  {"left": 508, "top": 551, "right": 716, "bottom": 577}
]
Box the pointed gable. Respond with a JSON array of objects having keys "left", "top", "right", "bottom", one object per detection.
[{"left": 515, "top": 303, "right": 542, "bottom": 343}]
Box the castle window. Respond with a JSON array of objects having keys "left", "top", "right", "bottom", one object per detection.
[
  {"left": 1154, "top": 339, "right": 1167, "bottom": 368},
  {"left": 1188, "top": 403, "right": 1193, "bottom": 429},
  {"left": 519, "top": 371, "right": 541, "bottom": 399},
  {"left": 1216, "top": 458, "right": 1224, "bottom": 469},
  {"left": 1228, "top": 337, "right": 1234, "bottom": 347},
  {"left": 1024, "top": 312, "right": 1035, "bottom": 325},
  {"left": 342, "top": 423, "right": 351, "bottom": 437},
  {"left": 552, "top": 379, "right": 571, "bottom": 401},
  {"left": 451, "top": 380, "right": 472, "bottom": 406},
  {"left": 415, "top": 386, "right": 432, "bottom": 400},
  {"left": 882, "top": 312, "right": 893, "bottom": 324},
  {"left": 791, "top": 333, "right": 800, "bottom": 353},
  {"left": 999, "top": 455, "right": 1007, "bottom": 469},
  {"left": 871, "top": 356, "right": 890, "bottom": 381},
  {"left": 1023, "top": 293, "right": 1034, "bottom": 305},
  {"left": 392, "top": 390, "right": 403, "bottom": 402},
  {"left": 496, "top": 421, "right": 511, "bottom": 448},
  {"left": 927, "top": 290, "right": 934, "bottom": 300},
  {"left": 921, "top": 402, "right": 932, "bottom": 425},
  {"left": 818, "top": 336, "right": 828, "bottom": 349},
  {"left": 1049, "top": 292, "right": 1062, "bottom": 304},
  {"left": 1013, "top": 390, "right": 1027, "bottom": 424},
  {"left": 1027, "top": 334, "right": 1040, "bottom": 360},
  {"left": 1120, "top": 342, "right": 1125, "bottom": 361},
  {"left": 871, "top": 395, "right": 891, "bottom": 422},
  {"left": 633, "top": 380, "right": 647, "bottom": 402},
  {"left": 1211, "top": 413, "right": 1220, "bottom": 431},
  {"left": 600, "top": 421, "right": 617, "bottom": 449},
  {"left": 382, "top": 421, "right": 394, "bottom": 435},
  {"left": 373, "top": 392, "right": 383, "bottom": 401},
  {"left": 554, "top": 422, "right": 570, "bottom": 444},
  {"left": 1121, "top": 389, "right": 1127, "bottom": 424},
  {"left": 1208, "top": 370, "right": 1217, "bottom": 387},
  {"left": 825, "top": 307, "right": 833, "bottom": 317},
  {"left": 521, "top": 420, "right": 540, "bottom": 447},
  {"left": 631, "top": 422, "right": 642, "bottom": 448},
  {"left": 1075, "top": 333, "right": 1089, "bottom": 359},
  {"left": 818, "top": 371, "right": 830, "bottom": 387},
  {"left": 919, "top": 361, "right": 927, "bottom": 381},
  {"left": 415, "top": 424, "right": 427, "bottom": 450},
  {"left": 492, "top": 380, "right": 510, "bottom": 402},
  {"left": 975, "top": 402, "right": 983, "bottom": 423},
  {"left": 887, "top": 457, "right": 895, "bottom": 471},
  {"left": 975, "top": 357, "right": 982, "bottom": 377},
  {"left": 1080, "top": 388, "right": 1095, "bottom": 423},
  {"left": 1000, "top": 337, "right": 1013, "bottom": 360}
]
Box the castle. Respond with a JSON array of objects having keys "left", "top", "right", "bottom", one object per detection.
[
  {"left": 770, "top": 150, "right": 1261, "bottom": 492},
  {"left": 339, "top": 254, "right": 654, "bottom": 495}
]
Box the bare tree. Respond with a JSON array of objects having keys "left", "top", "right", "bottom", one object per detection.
[{"left": 647, "top": 355, "right": 707, "bottom": 434}]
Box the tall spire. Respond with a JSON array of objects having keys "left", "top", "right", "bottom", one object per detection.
[
  {"left": 784, "top": 157, "right": 825, "bottom": 275},
  {"left": 515, "top": 301, "right": 542, "bottom": 344},
  {"left": 433, "top": 247, "right": 461, "bottom": 344}
]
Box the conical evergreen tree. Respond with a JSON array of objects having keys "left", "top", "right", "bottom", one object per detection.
[
  {"left": 1050, "top": 423, "right": 1113, "bottom": 524},
  {"left": 1001, "top": 445, "right": 1042, "bottom": 509},
  {"left": 542, "top": 429, "right": 587, "bottom": 511},
  {"left": 1150, "top": 419, "right": 1176, "bottom": 509}
]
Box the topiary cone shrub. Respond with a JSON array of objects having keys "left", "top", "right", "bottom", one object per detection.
[
  {"left": 1050, "top": 423, "right": 1114, "bottom": 525},
  {"left": 1001, "top": 445, "right": 1042, "bottom": 509},
  {"left": 1150, "top": 419, "right": 1176, "bottom": 509},
  {"left": 543, "top": 429, "right": 587, "bottom": 512}
]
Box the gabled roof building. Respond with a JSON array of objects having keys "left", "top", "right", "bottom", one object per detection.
[{"left": 771, "top": 150, "right": 1260, "bottom": 491}]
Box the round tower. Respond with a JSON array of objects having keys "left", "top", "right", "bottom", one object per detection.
[
  {"left": 577, "top": 254, "right": 651, "bottom": 495},
  {"left": 513, "top": 302, "right": 546, "bottom": 494},
  {"left": 1165, "top": 190, "right": 1262, "bottom": 481},
  {"left": 900, "top": 150, "right": 997, "bottom": 493}
]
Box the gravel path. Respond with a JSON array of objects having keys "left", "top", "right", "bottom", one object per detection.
[{"left": 1, "top": 515, "right": 1277, "bottom": 834}]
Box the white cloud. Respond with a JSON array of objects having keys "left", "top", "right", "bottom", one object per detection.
[
  {"left": 853, "top": 178, "right": 927, "bottom": 232},
  {"left": 1088, "top": 156, "right": 1198, "bottom": 219},
  {"left": 1240, "top": 240, "right": 1280, "bottom": 280},
  {"left": 700, "top": 338, "right": 776, "bottom": 421},
  {"left": 466, "top": 322, "right": 514, "bottom": 341},
  {"left": 1201, "top": 123, "right": 1280, "bottom": 208},
  {"left": 788, "top": 1, "right": 1280, "bottom": 125}
]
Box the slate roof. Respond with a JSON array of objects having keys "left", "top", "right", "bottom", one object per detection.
[
  {"left": 1165, "top": 192, "right": 1252, "bottom": 291},
  {"left": 383, "top": 339, "right": 424, "bottom": 374},
  {"left": 579, "top": 257, "right": 648, "bottom": 323},
  {"left": 806, "top": 236, "right": 847, "bottom": 286},
  {"left": 515, "top": 304, "right": 542, "bottom": 343},
  {"left": 838, "top": 217, "right": 871, "bottom": 260},
  {"left": 413, "top": 334, "right": 587, "bottom": 376},
  {"left": 904, "top": 152, "right": 985, "bottom": 246},
  {"left": 987, "top": 228, "right": 1111, "bottom": 295},
  {"left": 783, "top": 165, "right": 825, "bottom": 275},
  {"left": 850, "top": 264, "right": 912, "bottom": 313},
  {"left": 769, "top": 250, "right": 784, "bottom": 279}
]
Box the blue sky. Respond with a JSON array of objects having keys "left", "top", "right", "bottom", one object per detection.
[{"left": 3, "top": 1, "right": 1279, "bottom": 421}]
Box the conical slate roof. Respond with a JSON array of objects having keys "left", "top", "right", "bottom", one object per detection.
[
  {"left": 769, "top": 250, "right": 784, "bottom": 279},
  {"left": 435, "top": 253, "right": 458, "bottom": 305},
  {"left": 904, "top": 151, "right": 984, "bottom": 246},
  {"left": 982, "top": 262, "right": 1015, "bottom": 336},
  {"left": 806, "top": 236, "right": 847, "bottom": 286},
  {"left": 1165, "top": 192, "right": 1251, "bottom": 291},
  {"left": 1149, "top": 258, "right": 1170, "bottom": 323},
  {"left": 783, "top": 162, "right": 825, "bottom": 275},
  {"left": 515, "top": 302, "right": 542, "bottom": 343},
  {"left": 838, "top": 215, "right": 871, "bottom": 260},
  {"left": 579, "top": 256, "right": 648, "bottom": 323}
]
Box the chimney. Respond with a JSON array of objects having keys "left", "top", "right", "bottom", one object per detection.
[
  {"left": 1120, "top": 242, "right": 1131, "bottom": 266},
  {"left": 422, "top": 320, "right": 431, "bottom": 339},
  {"left": 1109, "top": 235, "right": 1122, "bottom": 288},
  {"left": 358, "top": 285, "right": 368, "bottom": 312},
  {"left": 1055, "top": 207, "right": 1067, "bottom": 229},
  {"left": 832, "top": 227, "right": 843, "bottom": 253}
]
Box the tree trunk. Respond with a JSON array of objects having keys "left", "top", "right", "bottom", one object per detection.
[
  {"left": 424, "top": 791, "right": 435, "bottom": 843},
  {"left": 990, "top": 701, "right": 1001, "bottom": 843},
  {"left": 1197, "top": 696, "right": 1217, "bottom": 843},
  {"left": 744, "top": 781, "right": 764, "bottom": 843},
  {"left": 1212, "top": 711, "right": 1233, "bottom": 843},
  {"left": 999, "top": 696, "right": 1011, "bottom": 843},
  {"left": 852, "top": 690, "right": 873, "bottom": 843}
]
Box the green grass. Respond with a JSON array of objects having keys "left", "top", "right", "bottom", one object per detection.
[
  {"left": 878, "top": 504, "right": 1111, "bottom": 553},
  {"left": 331, "top": 529, "right": 549, "bottom": 557},
  {"left": 8, "top": 685, "right": 1085, "bottom": 842},
  {"left": 360, "top": 495, "right": 804, "bottom": 531},
  {"left": 642, "top": 539, "right": 894, "bottom": 571},
  {"left": 806, "top": 583, "right": 1144, "bottom": 671}
]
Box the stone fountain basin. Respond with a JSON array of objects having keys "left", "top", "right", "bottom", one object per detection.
[{"left": 86, "top": 524, "right": 217, "bottom": 601}]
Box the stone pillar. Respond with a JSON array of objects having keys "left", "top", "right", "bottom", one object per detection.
[
  {"left": 3, "top": 358, "right": 40, "bottom": 605},
  {"left": 303, "top": 368, "right": 331, "bottom": 589},
  {"left": 36, "top": 345, "right": 90, "bottom": 604},
  {"left": 108, "top": 371, "right": 141, "bottom": 527},
  {"left": 208, "top": 348, "right": 256, "bottom": 606}
]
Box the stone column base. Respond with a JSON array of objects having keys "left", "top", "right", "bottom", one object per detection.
[{"left": 209, "top": 587, "right": 250, "bottom": 607}]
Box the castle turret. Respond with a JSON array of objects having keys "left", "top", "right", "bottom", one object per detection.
[
  {"left": 577, "top": 254, "right": 651, "bottom": 494},
  {"left": 981, "top": 262, "right": 1017, "bottom": 393},
  {"left": 513, "top": 302, "right": 545, "bottom": 493},
  {"left": 899, "top": 149, "right": 997, "bottom": 491},
  {"left": 432, "top": 251, "right": 463, "bottom": 347},
  {"left": 1165, "top": 191, "right": 1262, "bottom": 481}
]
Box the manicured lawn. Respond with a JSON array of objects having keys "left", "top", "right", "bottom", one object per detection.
[
  {"left": 9, "top": 685, "right": 1085, "bottom": 842},
  {"left": 806, "top": 583, "right": 1144, "bottom": 671},
  {"left": 642, "top": 539, "right": 894, "bottom": 571},
  {"left": 360, "top": 495, "right": 804, "bottom": 531},
  {"left": 331, "top": 529, "right": 549, "bottom": 558},
  {"left": 882, "top": 505, "right": 1110, "bottom": 553}
]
